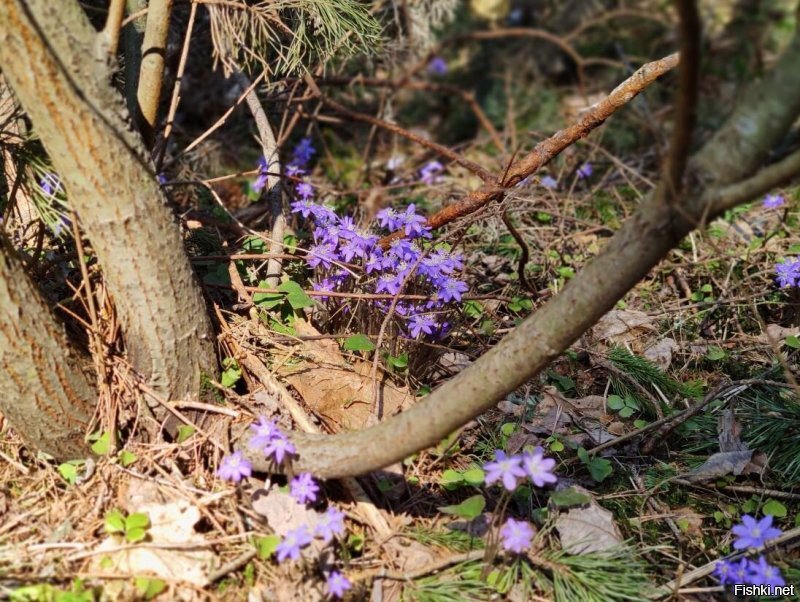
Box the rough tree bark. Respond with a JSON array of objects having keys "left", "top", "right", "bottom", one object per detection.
[
  {"left": 243, "top": 13, "right": 800, "bottom": 478},
  {"left": 0, "top": 237, "right": 95, "bottom": 458},
  {"left": 0, "top": 1, "right": 216, "bottom": 411}
]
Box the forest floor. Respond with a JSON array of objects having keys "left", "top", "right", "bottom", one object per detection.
[{"left": 3, "top": 7, "right": 800, "bottom": 601}]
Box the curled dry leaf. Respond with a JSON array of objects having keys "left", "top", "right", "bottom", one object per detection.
[
  {"left": 555, "top": 486, "right": 624, "bottom": 554},
  {"left": 592, "top": 309, "right": 656, "bottom": 345},
  {"left": 644, "top": 337, "right": 677, "bottom": 370}
]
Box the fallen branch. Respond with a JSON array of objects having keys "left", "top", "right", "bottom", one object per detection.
[{"left": 378, "top": 52, "right": 679, "bottom": 247}]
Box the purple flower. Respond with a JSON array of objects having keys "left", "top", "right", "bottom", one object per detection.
[
  {"left": 264, "top": 434, "right": 296, "bottom": 465},
  {"left": 290, "top": 472, "right": 320, "bottom": 504},
  {"left": 326, "top": 571, "right": 352, "bottom": 598},
  {"left": 306, "top": 243, "right": 338, "bottom": 270},
  {"left": 286, "top": 163, "right": 306, "bottom": 177},
  {"left": 731, "top": 515, "right": 782, "bottom": 550},
  {"left": 296, "top": 181, "right": 315, "bottom": 200},
  {"left": 375, "top": 272, "right": 403, "bottom": 295},
  {"left": 291, "top": 199, "right": 317, "bottom": 218},
  {"left": 397, "top": 204, "right": 430, "bottom": 238},
  {"left": 315, "top": 507, "right": 346, "bottom": 543},
  {"left": 540, "top": 175, "right": 558, "bottom": 189},
  {"left": 157, "top": 173, "right": 167, "bottom": 185},
  {"left": 521, "top": 447, "right": 557, "bottom": 487},
  {"left": 292, "top": 137, "right": 316, "bottom": 167},
  {"left": 776, "top": 257, "right": 800, "bottom": 288},
  {"left": 747, "top": 555, "right": 785, "bottom": 587},
  {"left": 376, "top": 207, "right": 401, "bottom": 230},
  {"left": 713, "top": 559, "right": 735, "bottom": 585},
  {"left": 275, "top": 526, "right": 313, "bottom": 562},
  {"left": 420, "top": 160, "right": 444, "bottom": 185},
  {"left": 438, "top": 277, "right": 468, "bottom": 303},
  {"left": 427, "top": 56, "right": 448, "bottom": 75},
  {"left": 730, "top": 557, "right": 751, "bottom": 584},
  {"left": 409, "top": 314, "right": 436, "bottom": 338},
  {"left": 365, "top": 252, "right": 384, "bottom": 274},
  {"left": 500, "top": 518, "right": 534, "bottom": 553},
  {"left": 763, "top": 193, "right": 785, "bottom": 209},
  {"left": 216, "top": 451, "right": 252, "bottom": 483},
  {"left": 576, "top": 162, "right": 593, "bottom": 179},
  {"left": 39, "top": 173, "right": 61, "bottom": 196},
  {"left": 250, "top": 416, "right": 281, "bottom": 449},
  {"left": 51, "top": 215, "right": 72, "bottom": 238},
  {"left": 483, "top": 450, "right": 526, "bottom": 491},
  {"left": 310, "top": 204, "right": 338, "bottom": 225}
]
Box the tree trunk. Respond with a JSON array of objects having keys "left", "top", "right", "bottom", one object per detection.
[
  {"left": 0, "top": 0, "right": 217, "bottom": 406},
  {"left": 0, "top": 237, "right": 95, "bottom": 459}
]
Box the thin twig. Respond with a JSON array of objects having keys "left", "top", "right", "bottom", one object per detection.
[
  {"left": 136, "top": 0, "right": 173, "bottom": 148},
  {"left": 99, "top": 0, "right": 127, "bottom": 59}
]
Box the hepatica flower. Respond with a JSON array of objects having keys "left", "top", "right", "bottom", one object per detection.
[
  {"left": 484, "top": 450, "right": 526, "bottom": 491},
  {"left": 409, "top": 314, "right": 436, "bottom": 338},
  {"left": 731, "top": 514, "right": 782, "bottom": 550},
  {"left": 540, "top": 175, "right": 558, "bottom": 189},
  {"left": 763, "top": 193, "right": 785, "bottom": 209},
  {"left": 420, "top": 160, "right": 444, "bottom": 185},
  {"left": 776, "top": 257, "right": 800, "bottom": 288},
  {"left": 747, "top": 555, "right": 785, "bottom": 587},
  {"left": 296, "top": 181, "right": 315, "bottom": 200},
  {"left": 264, "top": 433, "right": 296, "bottom": 465},
  {"left": 500, "top": 518, "right": 534, "bottom": 553},
  {"left": 39, "top": 172, "right": 61, "bottom": 196},
  {"left": 315, "top": 507, "right": 346, "bottom": 543},
  {"left": 521, "top": 447, "right": 557, "bottom": 487},
  {"left": 249, "top": 416, "right": 281, "bottom": 449},
  {"left": 292, "top": 137, "right": 316, "bottom": 167},
  {"left": 276, "top": 526, "right": 313, "bottom": 562},
  {"left": 427, "top": 56, "right": 448, "bottom": 76},
  {"left": 217, "top": 451, "right": 252, "bottom": 483},
  {"left": 326, "top": 571, "right": 352, "bottom": 599},
  {"left": 713, "top": 559, "right": 735, "bottom": 585},
  {"left": 576, "top": 162, "right": 593, "bottom": 179},
  {"left": 290, "top": 472, "right": 319, "bottom": 504}
]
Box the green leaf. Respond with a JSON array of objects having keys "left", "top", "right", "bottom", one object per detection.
[
  {"left": 633, "top": 419, "right": 648, "bottom": 429},
  {"left": 786, "top": 335, "right": 800, "bottom": 349},
  {"left": 741, "top": 498, "right": 758, "bottom": 514},
  {"left": 462, "top": 467, "right": 485, "bottom": 486},
  {"left": 91, "top": 431, "right": 111, "bottom": 456},
  {"left": 241, "top": 236, "right": 266, "bottom": 254},
  {"left": 255, "top": 534, "right": 281, "bottom": 559},
  {"left": 135, "top": 577, "right": 166, "bottom": 601},
  {"left": 104, "top": 509, "right": 126, "bottom": 534},
  {"left": 549, "top": 487, "right": 591, "bottom": 509},
  {"left": 619, "top": 406, "right": 635, "bottom": 418},
  {"left": 58, "top": 461, "right": 81, "bottom": 485},
  {"left": 706, "top": 347, "right": 726, "bottom": 361},
  {"left": 439, "top": 469, "right": 464, "bottom": 490},
  {"left": 763, "top": 499, "right": 787, "bottom": 518},
  {"left": 221, "top": 360, "right": 242, "bottom": 388},
  {"left": 125, "top": 513, "right": 150, "bottom": 531},
  {"left": 376, "top": 478, "right": 393, "bottom": 493},
  {"left": 795, "top": 513, "right": 800, "bottom": 528},
  {"left": 343, "top": 334, "right": 375, "bottom": 352},
  {"left": 607, "top": 395, "right": 625, "bottom": 410},
  {"left": 438, "top": 494, "right": 486, "bottom": 520},
  {"left": 176, "top": 425, "right": 195, "bottom": 443},
  {"left": 387, "top": 353, "right": 408, "bottom": 370},
  {"left": 252, "top": 280, "right": 284, "bottom": 308},
  {"left": 125, "top": 527, "right": 148, "bottom": 543},
  {"left": 279, "top": 280, "right": 314, "bottom": 309},
  {"left": 500, "top": 423, "right": 516, "bottom": 436},
  {"left": 118, "top": 450, "right": 138, "bottom": 467},
  {"left": 463, "top": 300, "right": 484, "bottom": 318},
  {"left": 558, "top": 266, "right": 575, "bottom": 279},
  {"left": 587, "top": 457, "right": 613, "bottom": 482},
  {"left": 549, "top": 440, "right": 564, "bottom": 452},
  {"left": 577, "top": 447, "right": 590, "bottom": 464}
]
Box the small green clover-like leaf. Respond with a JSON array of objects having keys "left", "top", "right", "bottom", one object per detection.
[
  {"left": 343, "top": 334, "right": 375, "bottom": 352},
  {"left": 463, "top": 300, "right": 484, "bottom": 318},
  {"left": 125, "top": 513, "right": 150, "bottom": 531},
  {"left": 221, "top": 358, "right": 242, "bottom": 388},
  {"left": 607, "top": 395, "right": 625, "bottom": 411},
  {"left": 741, "top": 498, "right": 758, "bottom": 514},
  {"left": 125, "top": 527, "right": 148, "bottom": 543},
  {"left": 763, "top": 499, "right": 787, "bottom": 518},
  {"left": 104, "top": 509, "right": 126, "bottom": 534},
  {"left": 633, "top": 419, "right": 648, "bottom": 429},
  {"left": 549, "top": 487, "right": 591, "bottom": 509},
  {"left": 549, "top": 439, "right": 564, "bottom": 452},
  {"left": 500, "top": 423, "right": 516, "bottom": 436},
  {"left": 91, "top": 431, "right": 111, "bottom": 456},
  {"left": 176, "top": 424, "right": 195, "bottom": 443},
  {"left": 619, "top": 406, "right": 635, "bottom": 418},
  {"left": 387, "top": 353, "right": 409, "bottom": 370},
  {"left": 462, "top": 467, "right": 485, "bottom": 486},
  {"left": 706, "top": 347, "right": 726, "bottom": 361},
  {"left": 252, "top": 280, "right": 284, "bottom": 308},
  {"left": 279, "top": 280, "right": 314, "bottom": 309},
  {"left": 438, "top": 494, "right": 486, "bottom": 520},
  {"left": 577, "top": 447, "right": 613, "bottom": 482},
  {"left": 58, "top": 461, "right": 81, "bottom": 485},
  {"left": 118, "top": 450, "right": 138, "bottom": 467},
  {"left": 786, "top": 335, "right": 800, "bottom": 349},
  {"left": 255, "top": 534, "right": 281, "bottom": 559},
  {"left": 439, "top": 469, "right": 464, "bottom": 490},
  {"left": 134, "top": 577, "right": 167, "bottom": 600}
]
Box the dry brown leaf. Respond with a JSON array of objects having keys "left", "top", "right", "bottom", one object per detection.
[
  {"left": 592, "top": 309, "right": 656, "bottom": 345},
  {"left": 757, "top": 323, "right": 800, "bottom": 346},
  {"left": 278, "top": 320, "right": 413, "bottom": 430},
  {"left": 673, "top": 507, "right": 704, "bottom": 537},
  {"left": 555, "top": 487, "right": 624, "bottom": 554},
  {"left": 644, "top": 338, "right": 677, "bottom": 370}
]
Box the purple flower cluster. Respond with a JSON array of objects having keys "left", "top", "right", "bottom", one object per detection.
[
  {"left": 273, "top": 506, "right": 347, "bottom": 564},
  {"left": 288, "top": 165, "right": 468, "bottom": 339},
  {"left": 216, "top": 416, "right": 299, "bottom": 483},
  {"left": 763, "top": 193, "right": 785, "bottom": 209},
  {"left": 775, "top": 256, "right": 800, "bottom": 288},
  {"left": 483, "top": 448, "right": 557, "bottom": 492},
  {"left": 713, "top": 515, "right": 784, "bottom": 589},
  {"left": 483, "top": 447, "right": 556, "bottom": 554},
  {"left": 420, "top": 160, "right": 444, "bottom": 185}
]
